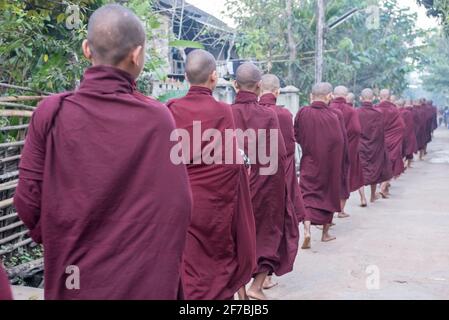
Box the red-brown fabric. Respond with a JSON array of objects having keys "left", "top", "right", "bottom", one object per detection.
[
  {"left": 0, "top": 265, "right": 12, "bottom": 300},
  {"left": 376, "top": 101, "right": 405, "bottom": 177},
  {"left": 412, "top": 105, "right": 426, "bottom": 151},
  {"left": 232, "top": 91, "right": 299, "bottom": 277},
  {"left": 294, "top": 101, "right": 345, "bottom": 225},
  {"left": 14, "top": 65, "right": 192, "bottom": 300},
  {"left": 167, "top": 86, "right": 256, "bottom": 300},
  {"left": 330, "top": 97, "right": 364, "bottom": 192},
  {"left": 357, "top": 101, "right": 392, "bottom": 185},
  {"left": 259, "top": 93, "right": 306, "bottom": 222},
  {"left": 400, "top": 108, "right": 418, "bottom": 159}
]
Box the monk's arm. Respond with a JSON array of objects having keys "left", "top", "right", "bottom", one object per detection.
[
  {"left": 14, "top": 111, "right": 47, "bottom": 244},
  {"left": 14, "top": 177, "right": 43, "bottom": 243}
]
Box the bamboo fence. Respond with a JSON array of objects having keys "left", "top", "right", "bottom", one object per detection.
[{"left": 0, "top": 83, "right": 46, "bottom": 259}]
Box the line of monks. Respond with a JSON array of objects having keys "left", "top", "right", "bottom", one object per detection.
[{"left": 0, "top": 4, "right": 438, "bottom": 300}]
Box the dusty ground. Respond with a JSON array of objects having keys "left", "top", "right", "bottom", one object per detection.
[
  {"left": 266, "top": 127, "right": 449, "bottom": 300},
  {"left": 12, "top": 128, "right": 449, "bottom": 300}
]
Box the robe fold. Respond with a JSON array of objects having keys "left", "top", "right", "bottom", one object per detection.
[
  {"left": 357, "top": 102, "right": 392, "bottom": 185},
  {"left": 400, "top": 107, "right": 418, "bottom": 160},
  {"left": 294, "top": 101, "right": 345, "bottom": 225},
  {"left": 376, "top": 101, "right": 405, "bottom": 177},
  {"left": 0, "top": 265, "right": 12, "bottom": 300},
  {"left": 14, "top": 65, "right": 192, "bottom": 300},
  {"left": 167, "top": 86, "right": 256, "bottom": 300},
  {"left": 330, "top": 97, "right": 364, "bottom": 192},
  {"left": 232, "top": 91, "right": 299, "bottom": 277},
  {"left": 259, "top": 93, "right": 306, "bottom": 222}
]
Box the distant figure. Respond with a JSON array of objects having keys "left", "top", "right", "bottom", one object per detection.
[
  {"left": 0, "top": 264, "right": 12, "bottom": 300},
  {"left": 167, "top": 49, "right": 256, "bottom": 300},
  {"left": 444, "top": 107, "right": 449, "bottom": 128},
  {"left": 231, "top": 63, "right": 299, "bottom": 300},
  {"left": 399, "top": 99, "right": 418, "bottom": 168},
  {"left": 346, "top": 92, "right": 356, "bottom": 107},
  {"left": 294, "top": 82, "right": 345, "bottom": 249},
  {"left": 259, "top": 74, "right": 304, "bottom": 291},
  {"left": 14, "top": 4, "right": 192, "bottom": 299},
  {"left": 376, "top": 89, "right": 405, "bottom": 197},
  {"left": 357, "top": 88, "right": 392, "bottom": 204},
  {"left": 330, "top": 86, "right": 364, "bottom": 211}
]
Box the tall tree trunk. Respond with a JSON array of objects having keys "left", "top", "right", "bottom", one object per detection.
[
  {"left": 286, "top": 0, "right": 297, "bottom": 84},
  {"left": 315, "top": 0, "right": 325, "bottom": 83}
]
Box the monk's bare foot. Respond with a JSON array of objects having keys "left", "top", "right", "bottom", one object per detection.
[
  {"left": 302, "top": 234, "right": 311, "bottom": 249},
  {"left": 237, "top": 287, "right": 249, "bottom": 300},
  {"left": 379, "top": 191, "right": 389, "bottom": 199},
  {"left": 338, "top": 212, "right": 350, "bottom": 218},
  {"left": 360, "top": 201, "right": 368, "bottom": 208},
  {"left": 322, "top": 233, "right": 336, "bottom": 242},
  {"left": 247, "top": 288, "right": 267, "bottom": 300},
  {"left": 370, "top": 193, "right": 380, "bottom": 203},
  {"left": 263, "top": 276, "right": 278, "bottom": 290}
]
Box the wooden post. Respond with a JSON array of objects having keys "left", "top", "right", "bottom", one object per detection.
[{"left": 315, "top": 0, "right": 326, "bottom": 83}]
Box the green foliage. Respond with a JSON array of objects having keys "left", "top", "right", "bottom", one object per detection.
[
  {"left": 420, "top": 31, "right": 449, "bottom": 104},
  {"left": 226, "top": 0, "right": 426, "bottom": 102},
  {"left": 0, "top": 0, "right": 98, "bottom": 92}
]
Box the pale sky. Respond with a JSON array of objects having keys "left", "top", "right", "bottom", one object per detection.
[{"left": 187, "top": 0, "right": 438, "bottom": 30}]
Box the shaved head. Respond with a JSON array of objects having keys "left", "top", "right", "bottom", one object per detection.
[
  {"left": 397, "top": 99, "right": 405, "bottom": 107},
  {"left": 87, "top": 4, "right": 146, "bottom": 66},
  {"left": 261, "top": 74, "right": 281, "bottom": 93},
  {"left": 347, "top": 93, "right": 355, "bottom": 104},
  {"left": 236, "top": 62, "right": 262, "bottom": 91},
  {"left": 361, "top": 88, "right": 374, "bottom": 101},
  {"left": 333, "top": 85, "right": 349, "bottom": 98},
  {"left": 379, "top": 89, "right": 391, "bottom": 101},
  {"left": 312, "top": 82, "right": 333, "bottom": 97},
  {"left": 185, "top": 49, "right": 216, "bottom": 85}
]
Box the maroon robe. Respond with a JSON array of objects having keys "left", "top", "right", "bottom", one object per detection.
[
  {"left": 294, "top": 101, "right": 345, "bottom": 225},
  {"left": 412, "top": 105, "right": 425, "bottom": 152},
  {"left": 330, "top": 97, "right": 365, "bottom": 192},
  {"left": 0, "top": 265, "right": 12, "bottom": 300},
  {"left": 14, "top": 65, "right": 192, "bottom": 300},
  {"left": 357, "top": 101, "right": 392, "bottom": 185},
  {"left": 376, "top": 101, "right": 405, "bottom": 177},
  {"left": 167, "top": 86, "right": 256, "bottom": 300},
  {"left": 400, "top": 108, "right": 418, "bottom": 160},
  {"left": 415, "top": 105, "right": 429, "bottom": 151},
  {"left": 259, "top": 93, "right": 306, "bottom": 222},
  {"left": 232, "top": 91, "right": 299, "bottom": 277}
]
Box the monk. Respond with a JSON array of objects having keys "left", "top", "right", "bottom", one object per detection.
[
  {"left": 14, "top": 4, "right": 192, "bottom": 300},
  {"left": 167, "top": 50, "right": 256, "bottom": 300},
  {"left": 231, "top": 63, "right": 299, "bottom": 300},
  {"left": 0, "top": 264, "right": 13, "bottom": 300},
  {"left": 412, "top": 99, "right": 426, "bottom": 160},
  {"left": 357, "top": 89, "right": 392, "bottom": 203},
  {"left": 259, "top": 74, "right": 305, "bottom": 290},
  {"left": 294, "top": 82, "right": 345, "bottom": 249},
  {"left": 330, "top": 86, "right": 365, "bottom": 210},
  {"left": 376, "top": 89, "right": 405, "bottom": 196},
  {"left": 347, "top": 92, "right": 356, "bottom": 107},
  {"left": 399, "top": 99, "right": 418, "bottom": 168}
]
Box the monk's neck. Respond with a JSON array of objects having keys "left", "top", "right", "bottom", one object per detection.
[
  {"left": 79, "top": 65, "right": 135, "bottom": 94},
  {"left": 188, "top": 85, "right": 213, "bottom": 96},
  {"left": 332, "top": 97, "right": 347, "bottom": 104},
  {"left": 310, "top": 101, "right": 329, "bottom": 108},
  {"left": 361, "top": 101, "right": 373, "bottom": 108},
  {"left": 235, "top": 90, "right": 258, "bottom": 104},
  {"left": 259, "top": 93, "right": 277, "bottom": 105}
]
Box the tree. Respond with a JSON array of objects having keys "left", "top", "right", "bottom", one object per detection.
[
  {"left": 225, "top": 0, "right": 426, "bottom": 102},
  {"left": 0, "top": 0, "right": 165, "bottom": 93}
]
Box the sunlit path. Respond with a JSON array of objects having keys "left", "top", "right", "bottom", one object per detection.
[{"left": 269, "top": 128, "right": 449, "bottom": 300}]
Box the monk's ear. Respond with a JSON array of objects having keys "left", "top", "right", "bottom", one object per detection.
[
  {"left": 233, "top": 80, "right": 240, "bottom": 92},
  {"left": 131, "top": 45, "right": 144, "bottom": 68},
  {"left": 82, "top": 40, "right": 92, "bottom": 61},
  {"left": 211, "top": 70, "right": 218, "bottom": 83}
]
